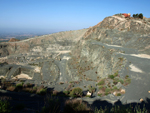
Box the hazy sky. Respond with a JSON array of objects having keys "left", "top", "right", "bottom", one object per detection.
[{"left": 0, "top": 0, "right": 150, "bottom": 34}]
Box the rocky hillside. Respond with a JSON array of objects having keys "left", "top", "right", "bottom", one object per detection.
[{"left": 0, "top": 15, "right": 150, "bottom": 105}]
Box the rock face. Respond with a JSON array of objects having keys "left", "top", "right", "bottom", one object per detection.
[{"left": 0, "top": 15, "right": 150, "bottom": 104}]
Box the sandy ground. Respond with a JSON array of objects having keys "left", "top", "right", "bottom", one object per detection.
[
  {"left": 129, "top": 64, "right": 143, "bottom": 73},
  {"left": 130, "top": 54, "right": 150, "bottom": 59},
  {"left": 12, "top": 74, "right": 32, "bottom": 79}
]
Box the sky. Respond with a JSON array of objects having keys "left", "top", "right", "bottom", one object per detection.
[{"left": 0, "top": 0, "right": 150, "bottom": 34}]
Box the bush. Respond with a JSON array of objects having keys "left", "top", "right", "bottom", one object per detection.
[
  {"left": 70, "top": 87, "right": 83, "bottom": 97},
  {"left": 114, "top": 71, "right": 118, "bottom": 77},
  {"left": 108, "top": 75, "right": 115, "bottom": 79},
  {"left": 16, "top": 83, "right": 23, "bottom": 89},
  {"left": 117, "top": 93, "right": 121, "bottom": 96},
  {"left": 99, "top": 86, "right": 104, "bottom": 90},
  {"left": 64, "top": 99, "right": 91, "bottom": 112},
  {"left": 133, "top": 13, "right": 143, "bottom": 19},
  {"left": 63, "top": 90, "right": 70, "bottom": 95},
  {"left": 119, "top": 79, "right": 124, "bottom": 84},
  {"left": 113, "top": 78, "right": 120, "bottom": 85},
  {"left": 97, "top": 79, "right": 105, "bottom": 85},
  {"left": 88, "top": 85, "right": 96, "bottom": 93},
  {"left": 0, "top": 100, "right": 11, "bottom": 113},
  {"left": 37, "top": 88, "right": 47, "bottom": 95}
]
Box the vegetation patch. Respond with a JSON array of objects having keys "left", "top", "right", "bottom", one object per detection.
[
  {"left": 88, "top": 85, "right": 96, "bottom": 93},
  {"left": 97, "top": 79, "right": 105, "bottom": 85},
  {"left": 64, "top": 99, "right": 92, "bottom": 112},
  {"left": 108, "top": 75, "right": 115, "bottom": 79},
  {"left": 0, "top": 100, "right": 11, "bottom": 113},
  {"left": 70, "top": 87, "right": 83, "bottom": 97},
  {"left": 37, "top": 88, "right": 47, "bottom": 95}
]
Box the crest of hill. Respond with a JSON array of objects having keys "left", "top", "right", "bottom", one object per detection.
[
  {"left": 8, "top": 38, "right": 20, "bottom": 42},
  {"left": 83, "top": 15, "right": 150, "bottom": 39}
]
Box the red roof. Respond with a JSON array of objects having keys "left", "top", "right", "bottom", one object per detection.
[{"left": 122, "top": 13, "right": 130, "bottom": 17}]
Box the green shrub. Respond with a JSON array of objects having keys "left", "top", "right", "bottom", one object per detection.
[
  {"left": 0, "top": 100, "right": 11, "bottom": 113},
  {"left": 33, "top": 86, "right": 37, "bottom": 90},
  {"left": 133, "top": 13, "right": 143, "bottom": 19},
  {"left": 125, "top": 75, "right": 129, "bottom": 79},
  {"left": 117, "top": 93, "right": 121, "bottom": 96},
  {"left": 125, "top": 78, "right": 131, "bottom": 85},
  {"left": 98, "top": 94, "right": 102, "bottom": 97},
  {"left": 114, "top": 71, "right": 118, "bottom": 77},
  {"left": 37, "top": 88, "right": 47, "bottom": 95},
  {"left": 119, "top": 79, "right": 124, "bottom": 84},
  {"left": 70, "top": 87, "right": 83, "bottom": 97},
  {"left": 97, "top": 79, "right": 105, "bottom": 85},
  {"left": 108, "top": 75, "right": 115, "bottom": 79},
  {"left": 16, "top": 83, "right": 23, "bottom": 89},
  {"left": 99, "top": 86, "right": 103, "bottom": 90},
  {"left": 63, "top": 90, "right": 70, "bottom": 95},
  {"left": 113, "top": 78, "right": 120, "bottom": 85},
  {"left": 138, "top": 13, "right": 143, "bottom": 19},
  {"left": 88, "top": 85, "right": 96, "bottom": 93},
  {"left": 113, "top": 86, "right": 118, "bottom": 90},
  {"left": 105, "top": 88, "right": 111, "bottom": 93}
]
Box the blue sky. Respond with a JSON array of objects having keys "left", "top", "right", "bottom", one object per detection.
[{"left": 0, "top": 0, "right": 150, "bottom": 34}]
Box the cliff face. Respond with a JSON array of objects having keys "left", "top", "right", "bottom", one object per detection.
[{"left": 0, "top": 15, "right": 150, "bottom": 104}]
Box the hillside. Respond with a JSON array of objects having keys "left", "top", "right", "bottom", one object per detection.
[{"left": 0, "top": 15, "right": 150, "bottom": 112}]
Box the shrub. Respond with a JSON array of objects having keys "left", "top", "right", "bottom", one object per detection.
[
  {"left": 64, "top": 99, "right": 91, "bottom": 112},
  {"left": 124, "top": 78, "right": 131, "bottom": 85},
  {"left": 119, "top": 79, "right": 124, "bottom": 84},
  {"left": 0, "top": 100, "right": 11, "bottom": 112},
  {"left": 70, "top": 87, "right": 83, "bottom": 97},
  {"left": 113, "top": 86, "right": 118, "bottom": 91},
  {"left": 114, "top": 71, "right": 118, "bottom": 77},
  {"left": 98, "top": 94, "right": 102, "bottom": 97},
  {"left": 33, "top": 86, "right": 37, "bottom": 90},
  {"left": 108, "top": 75, "right": 115, "bottom": 79},
  {"left": 97, "top": 79, "right": 105, "bottom": 85},
  {"left": 113, "top": 78, "right": 119, "bottom": 85},
  {"left": 133, "top": 13, "right": 143, "bottom": 19},
  {"left": 125, "top": 75, "right": 129, "bottom": 79},
  {"left": 63, "top": 90, "right": 70, "bottom": 95},
  {"left": 16, "top": 83, "right": 23, "bottom": 89},
  {"left": 99, "top": 86, "right": 103, "bottom": 90},
  {"left": 117, "top": 93, "right": 121, "bottom": 96},
  {"left": 105, "top": 88, "right": 111, "bottom": 93},
  {"left": 139, "top": 13, "right": 143, "bottom": 19},
  {"left": 37, "top": 88, "right": 47, "bottom": 95},
  {"left": 88, "top": 85, "right": 96, "bottom": 93}
]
